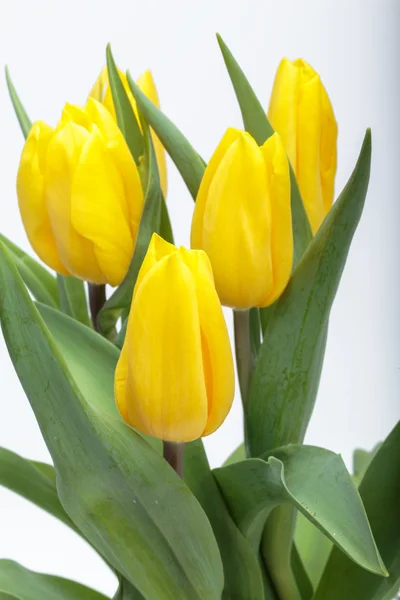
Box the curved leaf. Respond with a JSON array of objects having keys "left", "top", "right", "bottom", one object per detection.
[
  {"left": 247, "top": 130, "right": 371, "bottom": 457},
  {"left": 314, "top": 421, "right": 400, "bottom": 600},
  {"left": 184, "top": 440, "right": 266, "bottom": 599},
  {"left": 0, "top": 235, "right": 59, "bottom": 308},
  {"left": 106, "top": 45, "right": 143, "bottom": 165},
  {"left": 214, "top": 444, "right": 387, "bottom": 578},
  {"left": 294, "top": 511, "right": 332, "bottom": 590},
  {"left": 0, "top": 244, "right": 223, "bottom": 600},
  {"left": 5, "top": 68, "right": 31, "bottom": 138},
  {"left": 57, "top": 275, "right": 91, "bottom": 327},
  {"left": 0, "top": 561, "right": 108, "bottom": 600},
  {"left": 127, "top": 78, "right": 205, "bottom": 200}
]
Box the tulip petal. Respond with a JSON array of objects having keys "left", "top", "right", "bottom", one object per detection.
[
  {"left": 70, "top": 126, "right": 135, "bottom": 287},
  {"left": 191, "top": 128, "right": 241, "bottom": 249},
  {"left": 180, "top": 249, "right": 235, "bottom": 436},
  {"left": 45, "top": 123, "right": 105, "bottom": 283},
  {"left": 296, "top": 73, "right": 326, "bottom": 234},
  {"left": 195, "top": 132, "right": 273, "bottom": 309},
  {"left": 268, "top": 58, "right": 300, "bottom": 167},
  {"left": 89, "top": 65, "right": 108, "bottom": 103},
  {"left": 85, "top": 99, "right": 145, "bottom": 243},
  {"left": 320, "top": 85, "right": 338, "bottom": 214},
  {"left": 17, "top": 122, "right": 68, "bottom": 275},
  {"left": 261, "top": 133, "right": 293, "bottom": 305},
  {"left": 134, "top": 233, "right": 176, "bottom": 297},
  {"left": 137, "top": 70, "right": 168, "bottom": 198},
  {"left": 118, "top": 252, "right": 208, "bottom": 441}
]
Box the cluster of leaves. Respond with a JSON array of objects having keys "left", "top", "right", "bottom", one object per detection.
[{"left": 0, "top": 37, "right": 399, "bottom": 600}]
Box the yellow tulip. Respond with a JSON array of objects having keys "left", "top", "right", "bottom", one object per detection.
[
  {"left": 191, "top": 129, "right": 292, "bottom": 310},
  {"left": 115, "top": 233, "right": 235, "bottom": 442},
  {"left": 90, "top": 66, "right": 167, "bottom": 199},
  {"left": 268, "top": 58, "right": 338, "bottom": 234},
  {"left": 17, "top": 98, "right": 144, "bottom": 286}
]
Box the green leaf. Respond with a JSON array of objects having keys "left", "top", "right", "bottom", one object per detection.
[
  {"left": 0, "top": 447, "right": 77, "bottom": 534},
  {"left": 106, "top": 45, "right": 143, "bottom": 165},
  {"left": 294, "top": 512, "right": 332, "bottom": 590},
  {"left": 0, "top": 235, "right": 59, "bottom": 308},
  {"left": 215, "top": 34, "right": 312, "bottom": 265},
  {"left": 0, "top": 560, "right": 109, "bottom": 600},
  {"left": 57, "top": 275, "right": 91, "bottom": 327},
  {"left": 160, "top": 197, "right": 174, "bottom": 244},
  {"left": 5, "top": 68, "right": 32, "bottom": 138},
  {"left": 127, "top": 78, "right": 205, "bottom": 200},
  {"left": 314, "top": 421, "right": 400, "bottom": 600},
  {"left": 249, "top": 308, "right": 261, "bottom": 359},
  {"left": 214, "top": 445, "right": 387, "bottom": 578},
  {"left": 113, "top": 578, "right": 145, "bottom": 600},
  {"left": 99, "top": 95, "right": 163, "bottom": 338},
  {"left": 0, "top": 245, "right": 222, "bottom": 600},
  {"left": 184, "top": 440, "right": 266, "bottom": 599},
  {"left": 247, "top": 130, "right": 372, "bottom": 457},
  {"left": 353, "top": 444, "right": 381, "bottom": 487},
  {"left": 291, "top": 544, "right": 313, "bottom": 600}
]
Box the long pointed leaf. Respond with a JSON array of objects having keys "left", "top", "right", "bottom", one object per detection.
[
  {"left": 5, "top": 68, "right": 32, "bottom": 138},
  {"left": 0, "top": 243, "right": 223, "bottom": 600}
]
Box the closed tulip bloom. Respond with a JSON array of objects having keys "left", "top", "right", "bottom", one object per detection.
[
  {"left": 268, "top": 58, "right": 338, "bottom": 234},
  {"left": 17, "top": 98, "right": 144, "bottom": 286},
  {"left": 115, "top": 233, "right": 235, "bottom": 442},
  {"left": 90, "top": 66, "right": 167, "bottom": 198},
  {"left": 191, "top": 129, "right": 292, "bottom": 310}
]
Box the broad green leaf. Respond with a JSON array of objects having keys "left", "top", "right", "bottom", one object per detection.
[
  {"left": 57, "top": 275, "right": 91, "bottom": 327},
  {"left": 247, "top": 130, "right": 371, "bottom": 457},
  {"left": 314, "top": 422, "right": 400, "bottom": 600},
  {"left": 127, "top": 78, "right": 205, "bottom": 200},
  {"left": 353, "top": 443, "right": 381, "bottom": 487},
  {"left": 184, "top": 440, "right": 266, "bottom": 599},
  {"left": 294, "top": 512, "right": 332, "bottom": 590},
  {"left": 5, "top": 68, "right": 32, "bottom": 138},
  {"left": 0, "top": 560, "right": 108, "bottom": 600},
  {"left": 0, "top": 447, "right": 77, "bottom": 533},
  {"left": 223, "top": 443, "right": 246, "bottom": 467},
  {"left": 0, "top": 244, "right": 223, "bottom": 600},
  {"left": 0, "top": 235, "right": 59, "bottom": 308},
  {"left": 214, "top": 445, "right": 387, "bottom": 578},
  {"left": 99, "top": 99, "right": 163, "bottom": 338},
  {"left": 113, "top": 578, "right": 145, "bottom": 600},
  {"left": 106, "top": 45, "right": 143, "bottom": 165},
  {"left": 291, "top": 544, "right": 313, "bottom": 600},
  {"left": 216, "top": 34, "right": 312, "bottom": 265}
]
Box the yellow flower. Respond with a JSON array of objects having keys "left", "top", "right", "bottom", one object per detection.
[
  {"left": 268, "top": 58, "right": 338, "bottom": 234},
  {"left": 17, "top": 98, "right": 144, "bottom": 286},
  {"left": 191, "top": 129, "right": 292, "bottom": 309},
  {"left": 90, "top": 66, "right": 167, "bottom": 199},
  {"left": 115, "top": 233, "right": 235, "bottom": 442}
]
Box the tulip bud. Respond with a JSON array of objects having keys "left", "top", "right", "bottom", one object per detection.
[
  {"left": 191, "top": 129, "right": 292, "bottom": 310},
  {"left": 17, "top": 98, "right": 144, "bottom": 286},
  {"left": 115, "top": 233, "right": 235, "bottom": 442},
  {"left": 268, "top": 58, "right": 338, "bottom": 234},
  {"left": 90, "top": 66, "right": 167, "bottom": 199}
]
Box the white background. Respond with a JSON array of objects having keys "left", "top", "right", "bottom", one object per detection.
[{"left": 0, "top": 0, "right": 399, "bottom": 597}]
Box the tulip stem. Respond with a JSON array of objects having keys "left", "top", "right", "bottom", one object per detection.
[
  {"left": 163, "top": 442, "right": 184, "bottom": 478},
  {"left": 88, "top": 284, "right": 106, "bottom": 333},
  {"left": 233, "top": 309, "right": 253, "bottom": 406}
]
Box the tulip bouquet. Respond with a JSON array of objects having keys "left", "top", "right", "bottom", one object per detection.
[{"left": 0, "top": 35, "right": 399, "bottom": 600}]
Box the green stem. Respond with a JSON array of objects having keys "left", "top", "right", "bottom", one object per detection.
[
  {"left": 163, "top": 442, "right": 184, "bottom": 478},
  {"left": 262, "top": 506, "right": 302, "bottom": 600},
  {"left": 88, "top": 283, "right": 106, "bottom": 333},
  {"left": 233, "top": 309, "right": 253, "bottom": 406}
]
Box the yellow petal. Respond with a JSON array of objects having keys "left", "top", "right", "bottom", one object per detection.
[
  {"left": 70, "top": 125, "right": 135, "bottom": 287},
  {"left": 320, "top": 84, "right": 338, "bottom": 213},
  {"left": 45, "top": 122, "right": 105, "bottom": 283},
  {"left": 191, "top": 127, "right": 241, "bottom": 249},
  {"left": 16, "top": 121, "right": 68, "bottom": 274},
  {"left": 296, "top": 73, "right": 326, "bottom": 234},
  {"left": 193, "top": 131, "right": 273, "bottom": 309},
  {"left": 134, "top": 233, "right": 176, "bottom": 297},
  {"left": 180, "top": 248, "right": 234, "bottom": 435},
  {"left": 118, "top": 251, "right": 208, "bottom": 441},
  {"left": 89, "top": 66, "right": 108, "bottom": 103},
  {"left": 268, "top": 58, "right": 300, "bottom": 167},
  {"left": 261, "top": 133, "right": 293, "bottom": 305}
]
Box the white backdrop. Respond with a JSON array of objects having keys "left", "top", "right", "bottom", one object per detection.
[{"left": 0, "top": 0, "right": 399, "bottom": 596}]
